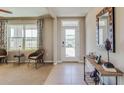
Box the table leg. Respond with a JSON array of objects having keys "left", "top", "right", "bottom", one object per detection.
[
  {"left": 116, "top": 76, "right": 118, "bottom": 85},
  {"left": 84, "top": 56, "right": 86, "bottom": 81},
  {"left": 19, "top": 57, "right": 20, "bottom": 64}
]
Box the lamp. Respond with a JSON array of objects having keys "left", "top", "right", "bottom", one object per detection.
[{"left": 18, "top": 45, "right": 21, "bottom": 55}]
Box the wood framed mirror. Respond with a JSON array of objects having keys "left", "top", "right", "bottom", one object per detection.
[{"left": 96, "top": 7, "right": 115, "bottom": 52}]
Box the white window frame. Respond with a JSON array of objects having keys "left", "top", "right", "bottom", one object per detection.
[{"left": 7, "top": 24, "right": 38, "bottom": 51}]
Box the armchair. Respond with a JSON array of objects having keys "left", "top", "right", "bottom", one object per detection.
[
  {"left": 28, "top": 49, "right": 45, "bottom": 68},
  {"left": 0, "top": 48, "right": 7, "bottom": 64}
]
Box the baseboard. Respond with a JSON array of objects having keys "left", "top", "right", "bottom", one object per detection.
[
  {"left": 58, "top": 60, "right": 84, "bottom": 63},
  {"left": 7, "top": 60, "right": 83, "bottom": 64},
  {"left": 7, "top": 60, "right": 53, "bottom": 63},
  {"left": 44, "top": 60, "right": 53, "bottom": 63},
  {"left": 8, "top": 60, "right": 18, "bottom": 63},
  {"left": 57, "top": 60, "right": 63, "bottom": 63},
  {"left": 79, "top": 60, "right": 84, "bottom": 63}
]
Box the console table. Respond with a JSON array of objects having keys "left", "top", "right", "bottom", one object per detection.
[{"left": 84, "top": 55, "right": 123, "bottom": 85}]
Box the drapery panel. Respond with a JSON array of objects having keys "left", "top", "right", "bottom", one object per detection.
[
  {"left": 0, "top": 20, "right": 7, "bottom": 49},
  {"left": 37, "top": 19, "right": 44, "bottom": 49}
]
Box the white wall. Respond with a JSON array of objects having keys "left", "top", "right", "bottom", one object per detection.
[
  {"left": 43, "top": 17, "right": 53, "bottom": 61},
  {"left": 86, "top": 7, "right": 124, "bottom": 84}
]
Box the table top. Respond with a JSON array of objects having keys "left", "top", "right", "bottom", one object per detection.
[
  {"left": 85, "top": 55, "right": 123, "bottom": 76},
  {"left": 14, "top": 54, "right": 24, "bottom": 57}
]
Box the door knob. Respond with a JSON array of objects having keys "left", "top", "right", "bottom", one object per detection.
[
  {"left": 62, "top": 41, "right": 64, "bottom": 44},
  {"left": 62, "top": 41, "right": 65, "bottom": 47}
]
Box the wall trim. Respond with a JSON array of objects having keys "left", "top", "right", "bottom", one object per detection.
[
  {"left": 7, "top": 60, "right": 83, "bottom": 64},
  {"left": 59, "top": 60, "right": 83, "bottom": 63},
  {"left": 79, "top": 60, "right": 84, "bottom": 63},
  {"left": 7, "top": 60, "right": 53, "bottom": 63},
  {"left": 57, "top": 60, "right": 63, "bottom": 63},
  {"left": 44, "top": 60, "right": 53, "bottom": 63}
]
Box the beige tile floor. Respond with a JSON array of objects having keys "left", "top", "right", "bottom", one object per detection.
[
  {"left": 45, "top": 62, "right": 86, "bottom": 85},
  {"left": 0, "top": 63, "right": 53, "bottom": 85},
  {"left": 0, "top": 62, "right": 86, "bottom": 85}
]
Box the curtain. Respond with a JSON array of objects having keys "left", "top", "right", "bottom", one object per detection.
[
  {"left": 0, "top": 20, "right": 7, "bottom": 49},
  {"left": 37, "top": 19, "right": 44, "bottom": 49}
]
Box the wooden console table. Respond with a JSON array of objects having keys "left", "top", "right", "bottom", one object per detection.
[{"left": 84, "top": 55, "right": 123, "bottom": 85}]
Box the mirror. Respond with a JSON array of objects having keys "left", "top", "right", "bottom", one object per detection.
[
  {"left": 96, "top": 7, "right": 115, "bottom": 52},
  {"left": 98, "top": 12, "right": 109, "bottom": 46}
]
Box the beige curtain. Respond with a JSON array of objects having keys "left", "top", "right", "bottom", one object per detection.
[
  {"left": 0, "top": 20, "right": 7, "bottom": 49},
  {"left": 37, "top": 19, "right": 44, "bottom": 49}
]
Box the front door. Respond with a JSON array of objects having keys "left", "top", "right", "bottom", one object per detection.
[{"left": 61, "top": 26, "right": 80, "bottom": 62}]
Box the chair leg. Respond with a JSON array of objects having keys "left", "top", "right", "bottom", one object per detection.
[
  {"left": 35, "top": 60, "right": 37, "bottom": 69},
  {"left": 0, "top": 59, "right": 1, "bottom": 63},
  {"left": 39, "top": 59, "right": 42, "bottom": 64},
  {"left": 28, "top": 59, "right": 30, "bottom": 64},
  {"left": 28, "top": 59, "right": 30, "bottom": 67},
  {"left": 39, "top": 59, "right": 41, "bottom": 63},
  {"left": 37, "top": 59, "right": 40, "bottom": 63},
  {"left": 42, "top": 58, "right": 45, "bottom": 64},
  {"left": 5, "top": 58, "right": 8, "bottom": 64},
  {"left": 1, "top": 59, "right": 3, "bottom": 63}
]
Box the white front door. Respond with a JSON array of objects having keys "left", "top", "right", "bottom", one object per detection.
[{"left": 61, "top": 26, "right": 80, "bottom": 62}]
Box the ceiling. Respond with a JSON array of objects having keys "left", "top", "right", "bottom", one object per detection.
[
  {"left": 51, "top": 7, "right": 91, "bottom": 17},
  {"left": 0, "top": 7, "right": 48, "bottom": 17},
  {"left": 0, "top": 7, "right": 91, "bottom": 17}
]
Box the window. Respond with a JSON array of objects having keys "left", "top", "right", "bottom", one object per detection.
[
  {"left": 7, "top": 24, "right": 38, "bottom": 50},
  {"left": 25, "top": 25, "right": 37, "bottom": 50}
]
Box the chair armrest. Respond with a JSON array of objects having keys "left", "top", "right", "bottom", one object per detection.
[
  {"left": 28, "top": 52, "right": 36, "bottom": 58},
  {"left": 37, "top": 53, "right": 43, "bottom": 59}
]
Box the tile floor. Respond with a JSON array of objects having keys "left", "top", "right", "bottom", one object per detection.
[
  {"left": 0, "top": 63, "right": 53, "bottom": 85},
  {"left": 0, "top": 62, "right": 86, "bottom": 85},
  {"left": 45, "top": 62, "right": 86, "bottom": 85}
]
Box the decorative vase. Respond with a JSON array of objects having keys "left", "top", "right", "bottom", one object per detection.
[{"left": 105, "top": 38, "right": 111, "bottom": 63}]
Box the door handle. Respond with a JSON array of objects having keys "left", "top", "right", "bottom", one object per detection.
[
  {"left": 62, "top": 41, "right": 65, "bottom": 47},
  {"left": 62, "top": 41, "right": 65, "bottom": 45}
]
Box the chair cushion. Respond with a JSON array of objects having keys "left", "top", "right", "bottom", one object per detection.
[
  {"left": 29, "top": 56, "right": 38, "bottom": 59},
  {"left": 0, "top": 55, "right": 6, "bottom": 58}
]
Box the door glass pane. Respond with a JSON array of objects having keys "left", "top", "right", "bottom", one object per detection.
[{"left": 65, "top": 28, "right": 75, "bottom": 57}]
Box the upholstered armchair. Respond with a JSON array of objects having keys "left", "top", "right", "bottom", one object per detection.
[
  {"left": 0, "top": 48, "right": 7, "bottom": 64},
  {"left": 28, "top": 49, "right": 45, "bottom": 68}
]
